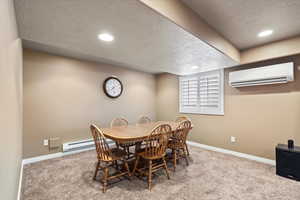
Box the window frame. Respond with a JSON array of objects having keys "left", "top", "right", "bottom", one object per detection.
[{"left": 179, "top": 69, "right": 224, "bottom": 116}]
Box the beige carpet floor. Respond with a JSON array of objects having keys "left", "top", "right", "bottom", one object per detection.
[{"left": 22, "top": 146, "right": 300, "bottom": 200}]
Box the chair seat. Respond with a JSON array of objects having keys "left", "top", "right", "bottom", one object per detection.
[
  {"left": 137, "top": 148, "right": 166, "bottom": 160},
  {"left": 102, "top": 148, "right": 127, "bottom": 161}
]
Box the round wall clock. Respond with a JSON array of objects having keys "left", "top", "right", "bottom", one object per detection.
[{"left": 103, "top": 76, "right": 123, "bottom": 98}]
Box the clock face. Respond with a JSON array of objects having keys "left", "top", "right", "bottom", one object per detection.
[{"left": 103, "top": 77, "right": 123, "bottom": 98}]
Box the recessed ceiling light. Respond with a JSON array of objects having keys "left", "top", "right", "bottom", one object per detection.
[
  {"left": 191, "top": 65, "right": 199, "bottom": 69},
  {"left": 98, "top": 33, "right": 114, "bottom": 42},
  {"left": 258, "top": 30, "right": 273, "bottom": 37}
]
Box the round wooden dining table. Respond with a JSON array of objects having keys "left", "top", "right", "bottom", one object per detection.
[{"left": 101, "top": 121, "right": 185, "bottom": 143}]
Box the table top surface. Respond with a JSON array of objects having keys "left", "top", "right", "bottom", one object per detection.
[{"left": 101, "top": 121, "right": 183, "bottom": 142}]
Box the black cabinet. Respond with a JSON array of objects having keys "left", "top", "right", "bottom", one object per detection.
[{"left": 276, "top": 144, "right": 300, "bottom": 181}]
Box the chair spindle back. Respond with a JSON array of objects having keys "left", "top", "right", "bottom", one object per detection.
[
  {"left": 144, "top": 124, "right": 171, "bottom": 158},
  {"left": 110, "top": 118, "right": 128, "bottom": 128},
  {"left": 173, "top": 120, "right": 192, "bottom": 145},
  {"left": 90, "top": 124, "right": 111, "bottom": 161},
  {"left": 137, "top": 116, "right": 151, "bottom": 124},
  {"left": 175, "top": 116, "right": 190, "bottom": 123}
]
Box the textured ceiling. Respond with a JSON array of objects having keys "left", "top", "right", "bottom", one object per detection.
[
  {"left": 182, "top": 0, "right": 300, "bottom": 50},
  {"left": 14, "top": 0, "right": 237, "bottom": 75}
]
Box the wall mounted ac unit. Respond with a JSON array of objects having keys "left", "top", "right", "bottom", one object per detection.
[{"left": 229, "top": 62, "right": 294, "bottom": 87}]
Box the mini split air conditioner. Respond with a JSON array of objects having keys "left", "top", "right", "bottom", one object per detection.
[{"left": 229, "top": 62, "right": 294, "bottom": 87}]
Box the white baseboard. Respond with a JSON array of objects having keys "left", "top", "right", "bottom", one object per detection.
[
  {"left": 17, "top": 160, "right": 24, "bottom": 200},
  {"left": 22, "top": 147, "right": 96, "bottom": 165},
  {"left": 187, "top": 141, "right": 275, "bottom": 166},
  {"left": 23, "top": 140, "right": 117, "bottom": 165},
  {"left": 23, "top": 141, "right": 275, "bottom": 166}
]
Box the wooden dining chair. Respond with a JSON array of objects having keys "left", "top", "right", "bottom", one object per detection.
[
  {"left": 175, "top": 115, "right": 190, "bottom": 123},
  {"left": 110, "top": 117, "right": 128, "bottom": 128},
  {"left": 137, "top": 116, "right": 151, "bottom": 124},
  {"left": 132, "top": 124, "right": 171, "bottom": 191},
  {"left": 110, "top": 117, "right": 135, "bottom": 158},
  {"left": 168, "top": 120, "right": 191, "bottom": 171},
  {"left": 175, "top": 116, "right": 191, "bottom": 156},
  {"left": 90, "top": 124, "right": 131, "bottom": 193}
]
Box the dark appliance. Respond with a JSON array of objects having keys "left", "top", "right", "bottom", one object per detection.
[{"left": 276, "top": 141, "right": 300, "bottom": 181}]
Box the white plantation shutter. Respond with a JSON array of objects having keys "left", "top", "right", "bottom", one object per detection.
[
  {"left": 179, "top": 77, "right": 198, "bottom": 112},
  {"left": 179, "top": 69, "right": 224, "bottom": 115}
]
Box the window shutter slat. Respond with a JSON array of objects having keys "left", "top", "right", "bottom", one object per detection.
[
  {"left": 198, "top": 73, "right": 220, "bottom": 108},
  {"left": 180, "top": 77, "right": 198, "bottom": 108}
]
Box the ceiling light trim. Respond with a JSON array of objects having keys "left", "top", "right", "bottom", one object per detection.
[
  {"left": 98, "top": 33, "right": 114, "bottom": 42},
  {"left": 258, "top": 30, "right": 274, "bottom": 38}
]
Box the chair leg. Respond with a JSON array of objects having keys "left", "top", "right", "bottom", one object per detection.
[
  {"left": 183, "top": 148, "right": 189, "bottom": 166},
  {"left": 148, "top": 160, "right": 152, "bottom": 191},
  {"left": 135, "top": 142, "right": 142, "bottom": 155},
  {"left": 114, "top": 160, "right": 119, "bottom": 171},
  {"left": 124, "top": 160, "right": 131, "bottom": 177},
  {"left": 93, "top": 161, "right": 100, "bottom": 180},
  {"left": 173, "top": 150, "right": 177, "bottom": 172},
  {"left": 162, "top": 157, "right": 170, "bottom": 179},
  {"left": 102, "top": 167, "right": 109, "bottom": 193},
  {"left": 132, "top": 155, "right": 140, "bottom": 175},
  {"left": 185, "top": 142, "right": 190, "bottom": 156}
]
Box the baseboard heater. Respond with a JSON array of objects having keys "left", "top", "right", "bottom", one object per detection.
[{"left": 62, "top": 138, "right": 114, "bottom": 152}]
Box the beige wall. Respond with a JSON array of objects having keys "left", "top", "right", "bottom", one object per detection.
[
  {"left": 23, "top": 49, "right": 156, "bottom": 158},
  {"left": 156, "top": 55, "right": 300, "bottom": 160},
  {"left": 241, "top": 36, "right": 300, "bottom": 64},
  {"left": 139, "top": 0, "right": 240, "bottom": 62},
  {"left": 0, "top": 0, "right": 23, "bottom": 199}
]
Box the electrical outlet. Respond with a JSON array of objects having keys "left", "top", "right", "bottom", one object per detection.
[
  {"left": 43, "top": 139, "right": 49, "bottom": 146},
  {"left": 230, "top": 136, "right": 236, "bottom": 143}
]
